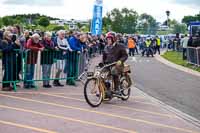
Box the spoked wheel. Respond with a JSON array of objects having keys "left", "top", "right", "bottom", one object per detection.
[
  {"left": 121, "top": 87, "right": 131, "bottom": 101},
  {"left": 120, "top": 75, "right": 132, "bottom": 101},
  {"left": 84, "top": 78, "right": 103, "bottom": 107}
]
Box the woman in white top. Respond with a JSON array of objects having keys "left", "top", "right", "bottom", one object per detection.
[{"left": 53, "top": 30, "right": 72, "bottom": 87}]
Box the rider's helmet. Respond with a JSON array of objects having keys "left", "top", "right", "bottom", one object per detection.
[{"left": 106, "top": 32, "right": 116, "bottom": 43}]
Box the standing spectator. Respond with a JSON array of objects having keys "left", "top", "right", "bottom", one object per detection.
[
  {"left": 24, "top": 33, "right": 44, "bottom": 89},
  {"left": 152, "top": 37, "right": 157, "bottom": 54},
  {"left": 0, "top": 31, "right": 20, "bottom": 91},
  {"left": 138, "top": 36, "right": 144, "bottom": 51},
  {"left": 0, "top": 30, "right": 3, "bottom": 46},
  {"left": 173, "top": 33, "right": 181, "bottom": 51},
  {"left": 12, "top": 25, "right": 25, "bottom": 84},
  {"left": 41, "top": 32, "right": 55, "bottom": 88},
  {"left": 99, "top": 34, "right": 105, "bottom": 55},
  {"left": 53, "top": 30, "right": 72, "bottom": 87},
  {"left": 79, "top": 33, "right": 88, "bottom": 72},
  {"left": 142, "top": 38, "right": 154, "bottom": 57},
  {"left": 133, "top": 37, "right": 139, "bottom": 55},
  {"left": 21, "top": 30, "right": 30, "bottom": 44},
  {"left": 0, "top": 30, "right": 3, "bottom": 40},
  {"left": 69, "top": 32, "right": 83, "bottom": 52},
  {"left": 68, "top": 32, "right": 83, "bottom": 85},
  {"left": 155, "top": 36, "right": 161, "bottom": 55},
  {"left": 181, "top": 34, "right": 189, "bottom": 60},
  {"left": 128, "top": 36, "right": 136, "bottom": 56}
]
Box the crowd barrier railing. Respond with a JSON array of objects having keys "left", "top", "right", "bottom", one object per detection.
[
  {"left": 187, "top": 47, "right": 200, "bottom": 67},
  {"left": 0, "top": 49, "right": 23, "bottom": 91},
  {"left": 0, "top": 49, "right": 91, "bottom": 91}
]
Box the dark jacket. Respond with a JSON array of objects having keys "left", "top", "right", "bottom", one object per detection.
[
  {"left": 0, "top": 40, "right": 20, "bottom": 82},
  {"left": 41, "top": 39, "right": 55, "bottom": 65},
  {"left": 103, "top": 43, "right": 128, "bottom": 64},
  {"left": 0, "top": 40, "right": 19, "bottom": 66}
]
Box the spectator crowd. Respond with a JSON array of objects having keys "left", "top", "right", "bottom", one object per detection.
[{"left": 0, "top": 25, "right": 107, "bottom": 91}]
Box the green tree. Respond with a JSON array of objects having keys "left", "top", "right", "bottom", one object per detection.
[
  {"left": 77, "top": 22, "right": 85, "bottom": 29},
  {"left": 2, "top": 16, "right": 14, "bottom": 26},
  {"left": 103, "top": 14, "right": 112, "bottom": 32},
  {"left": 182, "top": 12, "right": 200, "bottom": 25},
  {"left": 0, "top": 18, "right": 2, "bottom": 28},
  {"left": 14, "top": 16, "right": 26, "bottom": 24},
  {"left": 52, "top": 26, "right": 65, "bottom": 31},
  {"left": 104, "top": 8, "right": 138, "bottom": 33},
  {"left": 182, "top": 16, "right": 197, "bottom": 25},
  {"left": 138, "top": 13, "right": 159, "bottom": 35},
  {"left": 168, "top": 19, "right": 187, "bottom": 33},
  {"left": 173, "top": 23, "right": 187, "bottom": 34},
  {"left": 38, "top": 17, "right": 50, "bottom": 27}
]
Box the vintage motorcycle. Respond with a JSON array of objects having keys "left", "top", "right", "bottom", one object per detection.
[{"left": 84, "top": 62, "right": 132, "bottom": 107}]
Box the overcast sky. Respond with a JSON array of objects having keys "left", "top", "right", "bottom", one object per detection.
[{"left": 0, "top": 0, "right": 199, "bottom": 22}]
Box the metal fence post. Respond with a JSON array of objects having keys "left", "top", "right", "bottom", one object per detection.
[{"left": 197, "top": 47, "right": 200, "bottom": 67}]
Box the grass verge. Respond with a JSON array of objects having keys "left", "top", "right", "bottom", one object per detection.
[{"left": 161, "top": 51, "right": 200, "bottom": 72}]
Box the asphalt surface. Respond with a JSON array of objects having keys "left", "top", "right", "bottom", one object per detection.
[
  {"left": 0, "top": 55, "right": 200, "bottom": 133},
  {"left": 129, "top": 55, "right": 200, "bottom": 121}
]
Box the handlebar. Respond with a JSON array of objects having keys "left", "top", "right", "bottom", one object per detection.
[{"left": 97, "top": 62, "right": 117, "bottom": 69}]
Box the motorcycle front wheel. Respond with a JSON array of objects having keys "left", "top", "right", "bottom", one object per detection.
[{"left": 84, "top": 78, "right": 103, "bottom": 107}]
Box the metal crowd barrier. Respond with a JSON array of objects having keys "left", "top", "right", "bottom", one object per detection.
[
  {"left": 24, "top": 50, "right": 87, "bottom": 88},
  {"left": 197, "top": 47, "right": 200, "bottom": 66},
  {"left": 0, "top": 49, "right": 23, "bottom": 91},
  {"left": 77, "top": 51, "right": 89, "bottom": 82},
  {"left": 1, "top": 49, "right": 90, "bottom": 91},
  {"left": 187, "top": 47, "right": 200, "bottom": 67}
]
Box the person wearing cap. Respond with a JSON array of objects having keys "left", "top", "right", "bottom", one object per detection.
[
  {"left": 103, "top": 32, "right": 128, "bottom": 95},
  {"left": 0, "top": 31, "right": 20, "bottom": 91}
]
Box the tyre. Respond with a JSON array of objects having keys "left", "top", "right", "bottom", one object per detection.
[
  {"left": 121, "top": 87, "right": 131, "bottom": 101},
  {"left": 84, "top": 78, "right": 103, "bottom": 107},
  {"left": 120, "top": 75, "right": 132, "bottom": 101}
]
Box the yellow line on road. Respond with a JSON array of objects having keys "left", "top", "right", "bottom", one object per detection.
[
  {"left": 131, "top": 96, "right": 145, "bottom": 99},
  {"left": 110, "top": 105, "right": 178, "bottom": 119},
  {"left": 0, "top": 92, "right": 66, "bottom": 95},
  {"left": 41, "top": 93, "right": 85, "bottom": 101},
  {"left": 0, "top": 120, "right": 57, "bottom": 133},
  {"left": 41, "top": 93, "right": 176, "bottom": 118},
  {"left": 55, "top": 93, "right": 145, "bottom": 99},
  {"left": 0, "top": 94, "right": 198, "bottom": 133},
  {"left": 0, "top": 92, "right": 146, "bottom": 100},
  {"left": 133, "top": 100, "right": 158, "bottom": 106},
  {"left": 0, "top": 105, "right": 136, "bottom": 133},
  {"left": 41, "top": 93, "right": 158, "bottom": 106}
]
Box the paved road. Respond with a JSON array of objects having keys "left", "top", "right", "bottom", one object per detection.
[
  {"left": 0, "top": 56, "right": 200, "bottom": 133},
  {"left": 129, "top": 55, "right": 200, "bottom": 121}
]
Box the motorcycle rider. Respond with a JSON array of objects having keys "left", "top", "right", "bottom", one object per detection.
[{"left": 102, "top": 32, "right": 128, "bottom": 95}]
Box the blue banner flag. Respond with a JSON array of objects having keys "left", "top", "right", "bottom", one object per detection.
[{"left": 91, "top": 0, "right": 103, "bottom": 35}]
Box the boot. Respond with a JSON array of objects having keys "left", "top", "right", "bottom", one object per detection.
[
  {"left": 57, "top": 81, "right": 64, "bottom": 87},
  {"left": 53, "top": 80, "right": 59, "bottom": 86}
]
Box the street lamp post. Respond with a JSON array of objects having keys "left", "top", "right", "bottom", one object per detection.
[{"left": 166, "top": 10, "right": 170, "bottom": 28}]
